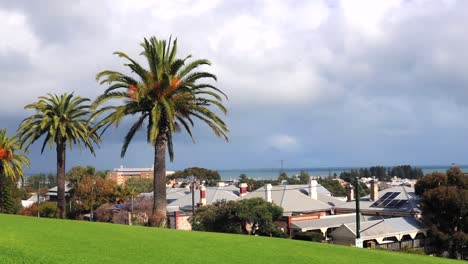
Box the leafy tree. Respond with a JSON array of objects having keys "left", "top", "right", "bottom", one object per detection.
[
  {"left": 278, "top": 171, "right": 288, "bottom": 182},
  {"left": 66, "top": 166, "right": 95, "bottom": 188},
  {"left": 93, "top": 36, "right": 228, "bottom": 224},
  {"left": 317, "top": 178, "right": 346, "bottom": 197},
  {"left": 239, "top": 174, "right": 249, "bottom": 183},
  {"left": 357, "top": 181, "right": 370, "bottom": 197},
  {"left": 190, "top": 198, "right": 284, "bottom": 237},
  {"left": 297, "top": 171, "right": 310, "bottom": 184},
  {"left": 25, "top": 173, "right": 57, "bottom": 192},
  {"left": 169, "top": 167, "right": 221, "bottom": 186},
  {"left": 125, "top": 178, "right": 153, "bottom": 193},
  {"left": 417, "top": 167, "right": 468, "bottom": 259},
  {"left": 190, "top": 200, "right": 242, "bottom": 233},
  {"left": 237, "top": 175, "right": 279, "bottom": 191},
  {"left": 237, "top": 198, "right": 284, "bottom": 236},
  {"left": 17, "top": 93, "right": 100, "bottom": 218},
  {"left": 111, "top": 184, "right": 133, "bottom": 204},
  {"left": 414, "top": 172, "right": 447, "bottom": 195},
  {"left": 74, "top": 175, "right": 115, "bottom": 212},
  {"left": 0, "top": 129, "right": 29, "bottom": 213}
]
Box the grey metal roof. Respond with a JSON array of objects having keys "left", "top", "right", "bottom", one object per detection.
[
  {"left": 139, "top": 188, "right": 190, "bottom": 200},
  {"left": 167, "top": 187, "right": 240, "bottom": 211},
  {"left": 334, "top": 185, "right": 421, "bottom": 213},
  {"left": 339, "top": 217, "right": 427, "bottom": 239},
  {"left": 241, "top": 185, "right": 333, "bottom": 214},
  {"left": 290, "top": 214, "right": 380, "bottom": 231},
  {"left": 292, "top": 184, "right": 333, "bottom": 195},
  {"left": 46, "top": 183, "right": 72, "bottom": 196}
]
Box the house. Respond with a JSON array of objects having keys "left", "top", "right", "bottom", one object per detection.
[
  {"left": 335, "top": 178, "right": 421, "bottom": 218},
  {"left": 167, "top": 185, "right": 240, "bottom": 213},
  {"left": 46, "top": 184, "right": 72, "bottom": 202},
  {"left": 330, "top": 217, "right": 428, "bottom": 250},
  {"left": 21, "top": 193, "right": 47, "bottom": 208},
  {"left": 107, "top": 165, "right": 175, "bottom": 185},
  {"left": 165, "top": 185, "right": 240, "bottom": 230},
  {"left": 289, "top": 213, "right": 381, "bottom": 240},
  {"left": 240, "top": 178, "right": 343, "bottom": 217}
]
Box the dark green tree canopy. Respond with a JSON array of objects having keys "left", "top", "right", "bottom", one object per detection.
[
  {"left": 169, "top": 167, "right": 221, "bottom": 183},
  {"left": 417, "top": 166, "right": 468, "bottom": 259},
  {"left": 190, "top": 198, "right": 284, "bottom": 237}
]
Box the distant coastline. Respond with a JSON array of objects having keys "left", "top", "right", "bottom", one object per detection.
[
  {"left": 25, "top": 165, "right": 467, "bottom": 181},
  {"left": 217, "top": 165, "right": 468, "bottom": 180}
]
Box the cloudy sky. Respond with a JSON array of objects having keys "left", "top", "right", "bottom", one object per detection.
[{"left": 1, "top": 0, "right": 468, "bottom": 173}]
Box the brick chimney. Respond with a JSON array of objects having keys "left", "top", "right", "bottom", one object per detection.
[
  {"left": 346, "top": 184, "right": 354, "bottom": 202},
  {"left": 370, "top": 177, "right": 379, "bottom": 201},
  {"left": 239, "top": 183, "right": 248, "bottom": 197},
  {"left": 309, "top": 177, "right": 318, "bottom": 200},
  {"left": 199, "top": 185, "right": 207, "bottom": 206},
  {"left": 265, "top": 184, "right": 272, "bottom": 203}
]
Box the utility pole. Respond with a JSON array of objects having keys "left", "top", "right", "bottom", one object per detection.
[
  {"left": 37, "top": 180, "right": 41, "bottom": 218},
  {"left": 90, "top": 179, "right": 96, "bottom": 221},
  {"left": 191, "top": 180, "right": 195, "bottom": 215},
  {"left": 354, "top": 175, "right": 362, "bottom": 248}
]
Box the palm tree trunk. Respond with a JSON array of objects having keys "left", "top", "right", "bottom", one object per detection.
[
  {"left": 0, "top": 167, "right": 4, "bottom": 212},
  {"left": 152, "top": 133, "right": 167, "bottom": 226},
  {"left": 56, "top": 141, "right": 66, "bottom": 219}
]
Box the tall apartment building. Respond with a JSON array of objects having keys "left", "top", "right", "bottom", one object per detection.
[{"left": 107, "top": 165, "right": 175, "bottom": 185}]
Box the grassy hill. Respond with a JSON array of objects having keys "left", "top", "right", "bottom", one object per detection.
[{"left": 0, "top": 214, "right": 458, "bottom": 264}]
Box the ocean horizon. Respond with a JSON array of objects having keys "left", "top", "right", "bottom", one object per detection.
[
  {"left": 25, "top": 165, "right": 467, "bottom": 181},
  {"left": 217, "top": 165, "right": 468, "bottom": 180}
]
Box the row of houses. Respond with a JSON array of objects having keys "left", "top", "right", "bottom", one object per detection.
[
  {"left": 133, "top": 175, "right": 428, "bottom": 251},
  {"left": 30, "top": 166, "right": 427, "bottom": 251}
]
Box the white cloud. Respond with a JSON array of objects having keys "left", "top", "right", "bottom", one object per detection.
[
  {"left": 268, "top": 134, "right": 299, "bottom": 152},
  {"left": 3, "top": 0, "right": 468, "bottom": 170},
  {"left": 0, "top": 10, "right": 39, "bottom": 55}
]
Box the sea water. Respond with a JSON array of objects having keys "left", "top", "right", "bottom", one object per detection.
[{"left": 218, "top": 165, "right": 468, "bottom": 181}]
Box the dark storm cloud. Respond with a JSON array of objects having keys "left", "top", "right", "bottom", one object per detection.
[{"left": 0, "top": 1, "right": 109, "bottom": 44}]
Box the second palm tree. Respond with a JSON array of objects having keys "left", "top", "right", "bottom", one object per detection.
[{"left": 18, "top": 93, "right": 100, "bottom": 218}]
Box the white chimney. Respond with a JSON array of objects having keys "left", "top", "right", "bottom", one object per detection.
[
  {"left": 309, "top": 177, "right": 318, "bottom": 200},
  {"left": 239, "top": 183, "right": 248, "bottom": 197},
  {"left": 370, "top": 177, "right": 379, "bottom": 201},
  {"left": 265, "top": 184, "right": 272, "bottom": 203}
]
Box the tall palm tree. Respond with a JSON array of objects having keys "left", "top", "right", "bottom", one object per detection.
[
  {"left": 17, "top": 93, "right": 100, "bottom": 218},
  {"left": 0, "top": 129, "right": 29, "bottom": 213},
  {"left": 93, "top": 36, "right": 228, "bottom": 225}
]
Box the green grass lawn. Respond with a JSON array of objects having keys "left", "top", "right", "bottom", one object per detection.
[{"left": 0, "top": 214, "right": 458, "bottom": 264}]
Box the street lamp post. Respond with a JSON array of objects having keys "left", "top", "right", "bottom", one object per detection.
[
  {"left": 90, "top": 179, "right": 96, "bottom": 221},
  {"left": 355, "top": 175, "right": 362, "bottom": 248}
]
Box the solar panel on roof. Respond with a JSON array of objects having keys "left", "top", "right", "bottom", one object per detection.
[
  {"left": 380, "top": 192, "right": 392, "bottom": 199},
  {"left": 394, "top": 200, "right": 407, "bottom": 208},
  {"left": 386, "top": 199, "right": 400, "bottom": 207},
  {"left": 388, "top": 192, "right": 400, "bottom": 199},
  {"left": 382, "top": 199, "right": 393, "bottom": 207},
  {"left": 370, "top": 192, "right": 404, "bottom": 208}
]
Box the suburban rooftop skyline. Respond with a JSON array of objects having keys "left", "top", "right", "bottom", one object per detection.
[{"left": 2, "top": 0, "right": 468, "bottom": 172}]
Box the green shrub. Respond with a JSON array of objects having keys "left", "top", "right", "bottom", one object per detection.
[
  {"left": 293, "top": 231, "right": 323, "bottom": 242},
  {"left": 38, "top": 202, "right": 57, "bottom": 218}
]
